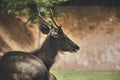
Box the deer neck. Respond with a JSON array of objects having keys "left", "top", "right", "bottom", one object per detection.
[{"left": 34, "top": 36, "right": 58, "bottom": 70}]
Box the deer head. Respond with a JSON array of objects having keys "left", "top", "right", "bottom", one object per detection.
[{"left": 37, "top": 8, "right": 80, "bottom": 53}]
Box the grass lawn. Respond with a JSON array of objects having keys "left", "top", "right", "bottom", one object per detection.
[{"left": 50, "top": 69, "right": 120, "bottom": 80}]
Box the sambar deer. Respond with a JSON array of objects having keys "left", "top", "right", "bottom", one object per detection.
[{"left": 0, "top": 8, "right": 79, "bottom": 80}]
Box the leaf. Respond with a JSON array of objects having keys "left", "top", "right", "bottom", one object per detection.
[{"left": 7, "top": 9, "right": 12, "bottom": 14}]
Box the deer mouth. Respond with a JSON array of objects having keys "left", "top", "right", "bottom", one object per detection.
[
  {"left": 70, "top": 47, "right": 79, "bottom": 53},
  {"left": 74, "top": 49, "right": 79, "bottom": 52},
  {"left": 71, "top": 50, "right": 78, "bottom": 53},
  {"left": 73, "top": 45, "right": 79, "bottom": 52}
]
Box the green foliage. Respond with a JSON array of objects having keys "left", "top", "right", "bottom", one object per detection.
[
  {"left": 0, "top": 0, "right": 68, "bottom": 14},
  {"left": 0, "top": 0, "right": 68, "bottom": 23},
  {"left": 0, "top": 0, "right": 68, "bottom": 24}
]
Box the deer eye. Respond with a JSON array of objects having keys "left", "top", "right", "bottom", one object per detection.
[
  {"left": 53, "top": 33, "right": 58, "bottom": 38},
  {"left": 55, "top": 29, "right": 58, "bottom": 33},
  {"left": 51, "top": 30, "right": 58, "bottom": 38},
  {"left": 54, "top": 32, "right": 58, "bottom": 35}
]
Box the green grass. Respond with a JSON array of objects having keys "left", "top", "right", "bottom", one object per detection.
[{"left": 50, "top": 69, "right": 120, "bottom": 80}]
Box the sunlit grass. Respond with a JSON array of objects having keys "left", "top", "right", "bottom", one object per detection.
[{"left": 50, "top": 69, "right": 120, "bottom": 80}]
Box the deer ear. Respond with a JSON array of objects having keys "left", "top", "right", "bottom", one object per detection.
[{"left": 40, "top": 22, "right": 50, "bottom": 34}]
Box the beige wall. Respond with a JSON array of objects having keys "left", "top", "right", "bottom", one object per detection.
[{"left": 52, "top": 6, "right": 120, "bottom": 71}]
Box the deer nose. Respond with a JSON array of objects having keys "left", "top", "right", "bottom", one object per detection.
[
  {"left": 73, "top": 44, "right": 80, "bottom": 51},
  {"left": 75, "top": 45, "right": 80, "bottom": 50}
]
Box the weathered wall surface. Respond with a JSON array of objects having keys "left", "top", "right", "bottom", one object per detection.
[
  {"left": 0, "top": 6, "right": 120, "bottom": 70},
  {"left": 52, "top": 6, "right": 120, "bottom": 71},
  {"left": 0, "top": 13, "right": 39, "bottom": 53}
]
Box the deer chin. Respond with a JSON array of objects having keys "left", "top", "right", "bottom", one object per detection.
[
  {"left": 59, "top": 50, "right": 78, "bottom": 54},
  {"left": 70, "top": 50, "right": 78, "bottom": 53}
]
